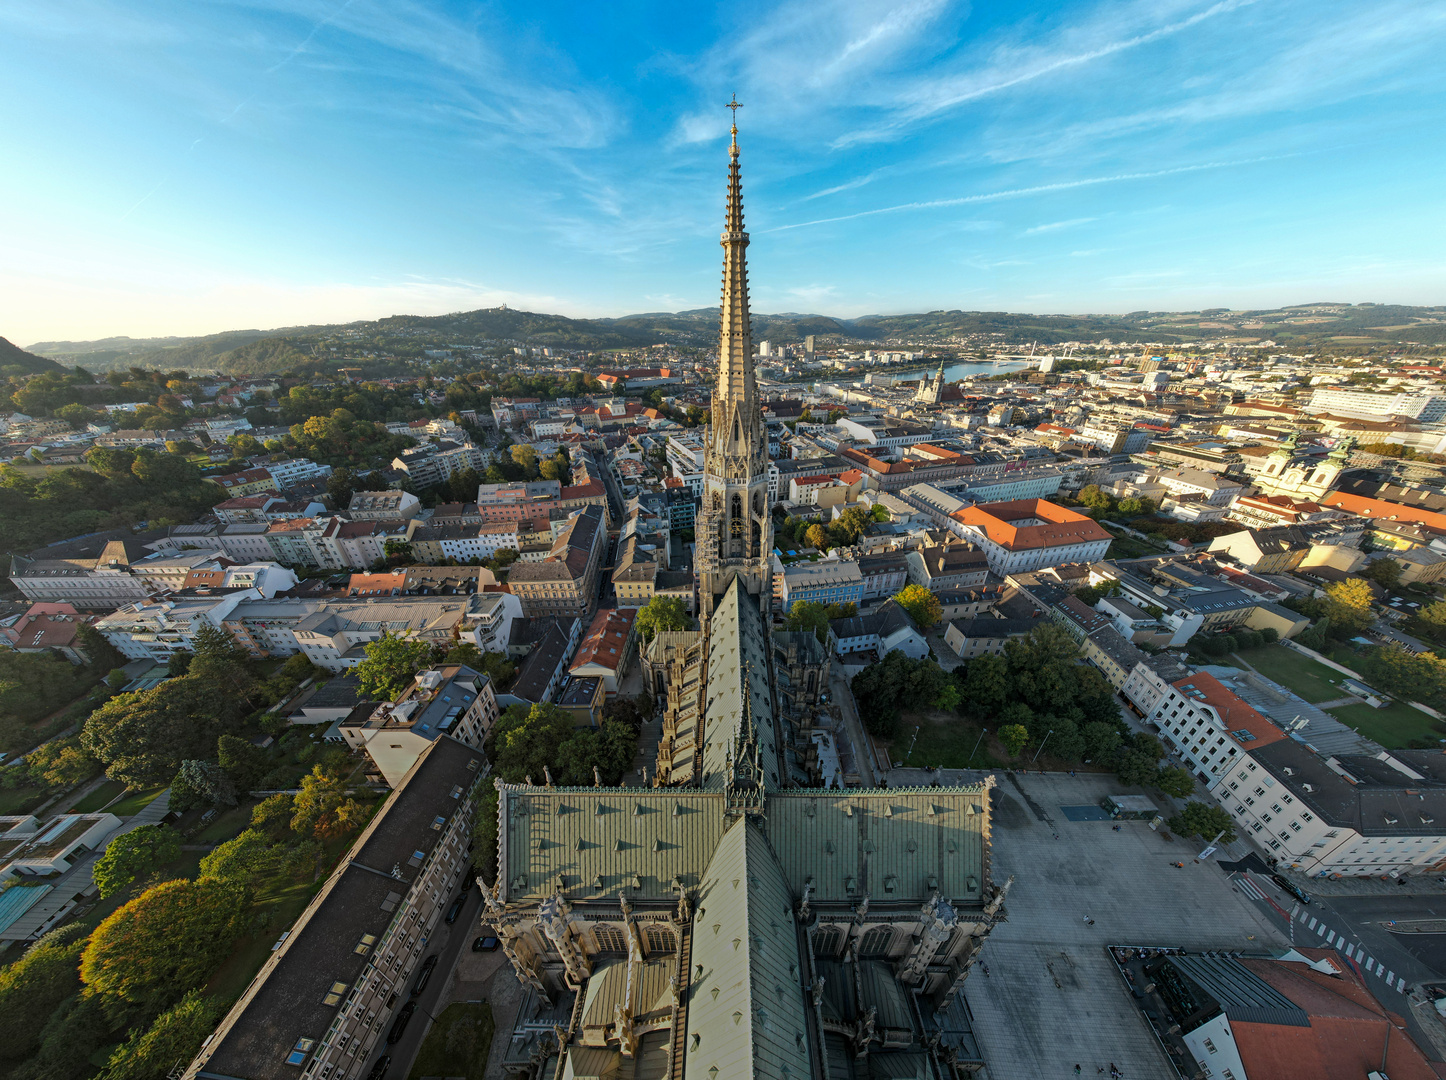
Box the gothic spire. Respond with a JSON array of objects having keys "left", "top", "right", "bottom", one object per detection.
[{"left": 713, "top": 96, "right": 760, "bottom": 466}]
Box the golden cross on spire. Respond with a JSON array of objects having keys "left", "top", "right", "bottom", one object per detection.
[{"left": 727, "top": 94, "right": 742, "bottom": 145}]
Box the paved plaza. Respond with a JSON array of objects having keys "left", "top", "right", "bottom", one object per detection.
[{"left": 965, "top": 770, "right": 1291, "bottom": 1080}]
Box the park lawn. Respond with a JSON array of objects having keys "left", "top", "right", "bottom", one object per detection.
[
  {"left": 407, "top": 1002, "right": 495, "bottom": 1080},
  {"left": 1237, "top": 645, "right": 1345, "bottom": 703},
  {"left": 69, "top": 778, "right": 127, "bottom": 813},
  {"left": 108, "top": 785, "right": 167, "bottom": 817},
  {"left": 889, "top": 711, "right": 1000, "bottom": 770},
  {"left": 1327, "top": 701, "right": 1441, "bottom": 749},
  {"left": 196, "top": 802, "right": 257, "bottom": 844},
  {"left": 0, "top": 785, "right": 46, "bottom": 815}
]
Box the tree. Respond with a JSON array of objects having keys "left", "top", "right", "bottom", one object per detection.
[
  {"left": 510, "top": 444, "right": 539, "bottom": 476},
  {"left": 353, "top": 632, "right": 433, "bottom": 700},
  {"left": 291, "top": 766, "right": 370, "bottom": 839},
  {"left": 218, "top": 733, "right": 270, "bottom": 793},
  {"left": 998, "top": 724, "right": 1030, "bottom": 756},
  {"left": 933, "top": 683, "right": 962, "bottom": 712},
  {"left": 198, "top": 828, "right": 280, "bottom": 884},
  {"left": 327, "top": 466, "right": 361, "bottom": 509},
  {"left": 1082, "top": 721, "right": 1123, "bottom": 763},
  {"left": 1155, "top": 766, "right": 1196, "bottom": 798},
  {"left": 94, "top": 989, "right": 229, "bottom": 1080},
  {"left": 784, "top": 600, "right": 831, "bottom": 644},
  {"left": 1363, "top": 557, "right": 1402, "bottom": 588},
  {"left": 1077, "top": 485, "right": 1114, "bottom": 513},
  {"left": 1168, "top": 802, "right": 1237, "bottom": 844},
  {"left": 0, "top": 926, "right": 87, "bottom": 1062},
  {"left": 251, "top": 793, "right": 297, "bottom": 840},
  {"left": 1323, "top": 578, "right": 1376, "bottom": 637},
  {"left": 1115, "top": 750, "right": 1159, "bottom": 787},
  {"left": 1047, "top": 718, "right": 1086, "bottom": 763},
  {"left": 92, "top": 824, "right": 182, "bottom": 899},
  {"left": 636, "top": 595, "right": 690, "bottom": 642},
  {"left": 893, "top": 584, "right": 943, "bottom": 630},
  {"left": 176, "top": 759, "right": 237, "bottom": 808},
  {"left": 804, "top": 524, "right": 830, "bottom": 551},
  {"left": 81, "top": 877, "right": 249, "bottom": 1008},
  {"left": 1360, "top": 646, "right": 1446, "bottom": 707},
  {"left": 961, "top": 654, "right": 1010, "bottom": 716},
  {"left": 471, "top": 784, "right": 500, "bottom": 887},
  {"left": 22, "top": 735, "right": 99, "bottom": 788},
  {"left": 490, "top": 702, "right": 580, "bottom": 783}
]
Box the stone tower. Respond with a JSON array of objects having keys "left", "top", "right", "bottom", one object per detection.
[{"left": 695, "top": 103, "right": 773, "bottom": 620}]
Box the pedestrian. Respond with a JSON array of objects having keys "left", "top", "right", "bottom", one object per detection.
[{"left": 1075, "top": 1067, "right": 1082, "bottom": 1076}]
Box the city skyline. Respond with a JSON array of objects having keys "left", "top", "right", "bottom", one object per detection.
[{"left": 4, "top": 0, "right": 1446, "bottom": 344}]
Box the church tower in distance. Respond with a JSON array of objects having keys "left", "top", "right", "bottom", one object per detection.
[{"left": 695, "top": 99, "right": 773, "bottom": 619}]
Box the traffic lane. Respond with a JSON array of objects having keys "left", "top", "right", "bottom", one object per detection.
[
  {"left": 363, "top": 883, "right": 482, "bottom": 1080},
  {"left": 1321, "top": 895, "right": 1446, "bottom": 981}
]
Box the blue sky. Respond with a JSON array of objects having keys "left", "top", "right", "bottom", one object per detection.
[{"left": 3, "top": 0, "right": 1446, "bottom": 343}]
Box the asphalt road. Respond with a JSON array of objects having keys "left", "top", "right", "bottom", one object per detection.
[{"left": 359, "top": 882, "right": 484, "bottom": 1080}]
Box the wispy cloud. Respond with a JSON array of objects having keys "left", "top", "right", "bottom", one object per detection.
[
  {"left": 768, "top": 154, "right": 1293, "bottom": 232},
  {"left": 1024, "top": 216, "right": 1096, "bottom": 234}
]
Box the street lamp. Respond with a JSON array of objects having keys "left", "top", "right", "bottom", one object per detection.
[
  {"left": 1032, "top": 729, "right": 1054, "bottom": 763},
  {"left": 904, "top": 725, "right": 921, "bottom": 764},
  {"left": 970, "top": 728, "right": 988, "bottom": 765}
]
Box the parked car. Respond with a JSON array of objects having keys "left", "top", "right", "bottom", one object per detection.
[
  {"left": 1271, "top": 873, "right": 1312, "bottom": 905},
  {"left": 366, "top": 1055, "right": 391, "bottom": 1080},
  {"left": 444, "top": 896, "right": 466, "bottom": 924},
  {"left": 386, "top": 1003, "right": 415, "bottom": 1045},
  {"left": 410, "top": 954, "right": 438, "bottom": 998},
  {"left": 472, "top": 935, "right": 500, "bottom": 952}
]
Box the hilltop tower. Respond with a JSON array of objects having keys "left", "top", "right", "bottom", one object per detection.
[{"left": 695, "top": 100, "right": 773, "bottom": 620}]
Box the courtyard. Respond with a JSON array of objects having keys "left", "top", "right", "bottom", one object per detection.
[{"left": 966, "top": 770, "right": 1290, "bottom": 1080}]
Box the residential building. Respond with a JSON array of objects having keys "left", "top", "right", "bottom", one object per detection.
[
  {"left": 828, "top": 598, "right": 929, "bottom": 661},
  {"left": 0, "top": 813, "right": 121, "bottom": 884},
  {"left": 943, "top": 614, "right": 1045, "bottom": 658},
  {"left": 391, "top": 440, "right": 485, "bottom": 487},
  {"left": 0, "top": 602, "right": 90, "bottom": 663},
  {"left": 507, "top": 506, "right": 607, "bottom": 621},
  {"left": 1305, "top": 388, "right": 1446, "bottom": 423},
  {"left": 779, "top": 560, "right": 863, "bottom": 613},
  {"left": 461, "top": 589, "right": 522, "bottom": 655},
  {"left": 1119, "top": 654, "right": 1191, "bottom": 719},
  {"left": 1149, "top": 672, "right": 1284, "bottom": 784},
  {"left": 497, "top": 617, "right": 576, "bottom": 707},
  {"left": 9, "top": 538, "right": 152, "bottom": 610},
  {"left": 264, "top": 457, "right": 333, "bottom": 489},
  {"left": 556, "top": 675, "right": 606, "bottom": 727},
  {"left": 904, "top": 544, "right": 990, "bottom": 593},
  {"left": 180, "top": 736, "right": 487, "bottom": 1080},
  {"left": 338, "top": 665, "right": 498, "bottom": 787},
  {"left": 265, "top": 517, "right": 325, "bottom": 567},
  {"left": 567, "top": 606, "right": 637, "bottom": 694},
  {"left": 348, "top": 490, "right": 421, "bottom": 521},
  {"left": 1206, "top": 527, "right": 1312, "bottom": 574},
  {"left": 951, "top": 499, "right": 1112, "bottom": 576},
  {"left": 665, "top": 433, "right": 706, "bottom": 497},
  {"left": 856, "top": 551, "right": 909, "bottom": 601},
  {"left": 315, "top": 518, "right": 411, "bottom": 571},
  {"left": 95, "top": 591, "right": 258, "bottom": 662},
  {"left": 210, "top": 467, "right": 279, "bottom": 497},
  {"left": 1213, "top": 740, "right": 1446, "bottom": 878},
  {"left": 291, "top": 598, "right": 470, "bottom": 671},
  {"left": 1227, "top": 494, "right": 1343, "bottom": 531}
]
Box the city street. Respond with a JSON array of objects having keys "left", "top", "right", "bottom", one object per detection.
[{"left": 359, "top": 882, "right": 483, "bottom": 1080}]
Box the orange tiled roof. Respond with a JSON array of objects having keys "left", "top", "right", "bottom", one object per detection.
[
  {"left": 1170, "top": 671, "right": 1285, "bottom": 747},
  {"left": 950, "top": 499, "right": 1111, "bottom": 551}
]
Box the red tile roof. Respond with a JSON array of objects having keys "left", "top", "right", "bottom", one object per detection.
[
  {"left": 1323, "top": 492, "right": 1446, "bottom": 533},
  {"left": 951, "top": 499, "right": 1111, "bottom": 551},
  {"left": 569, "top": 607, "right": 636, "bottom": 675},
  {"left": 1170, "top": 671, "right": 1286, "bottom": 748}
]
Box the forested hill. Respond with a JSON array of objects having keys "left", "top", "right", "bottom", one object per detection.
[
  {"left": 22, "top": 301, "right": 1446, "bottom": 375},
  {"left": 0, "top": 336, "right": 64, "bottom": 377}
]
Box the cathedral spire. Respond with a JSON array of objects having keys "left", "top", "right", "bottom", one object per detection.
[{"left": 714, "top": 94, "right": 758, "bottom": 462}]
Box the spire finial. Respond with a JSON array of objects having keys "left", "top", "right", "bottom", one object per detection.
[{"left": 727, "top": 94, "right": 742, "bottom": 149}]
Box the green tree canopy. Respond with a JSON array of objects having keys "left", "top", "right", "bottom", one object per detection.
[
  {"left": 199, "top": 827, "right": 282, "bottom": 884},
  {"left": 81, "top": 877, "right": 250, "bottom": 1008},
  {"left": 83, "top": 672, "right": 246, "bottom": 787},
  {"left": 636, "top": 595, "right": 690, "bottom": 642},
  {"left": 290, "top": 766, "right": 371, "bottom": 839},
  {"left": 784, "top": 600, "right": 831, "bottom": 644},
  {"left": 892, "top": 584, "right": 943, "bottom": 630},
  {"left": 961, "top": 654, "right": 1010, "bottom": 716},
  {"left": 1363, "top": 557, "right": 1402, "bottom": 588},
  {"left": 94, "top": 989, "right": 230, "bottom": 1080},
  {"left": 998, "top": 724, "right": 1029, "bottom": 756},
  {"left": 1168, "top": 802, "right": 1237, "bottom": 844},
  {"left": 1322, "top": 577, "right": 1376, "bottom": 636},
  {"left": 0, "top": 926, "right": 87, "bottom": 1062},
  {"left": 92, "top": 824, "right": 181, "bottom": 899},
  {"left": 1360, "top": 646, "right": 1446, "bottom": 708},
  {"left": 1155, "top": 766, "right": 1196, "bottom": 798},
  {"left": 353, "top": 632, "right": 434, "bottom": 700}
]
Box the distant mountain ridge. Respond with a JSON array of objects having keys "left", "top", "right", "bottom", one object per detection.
[
  {"left": 23, "top": 301, "right": 1446, "bottom": 375},
  {"left": 0, "top": 336, "right": 65, "bottom": 376}
]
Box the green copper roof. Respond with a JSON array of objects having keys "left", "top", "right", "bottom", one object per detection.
[
  {"left": 685, "top": 818, "right": 813, "bottom": 1080},
  {"left": 500, "top": 786, "right": 727, "bottom": 902},
  {"left": 767, "top": 789, "right": 989, "bottom": 904},
  {"left": 701, "top": 579, "right": 779, "bottom": 790}
]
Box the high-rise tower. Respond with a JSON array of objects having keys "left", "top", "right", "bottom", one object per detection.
[{"left": 696, "top": 99, "right": 773, "bottom": 619}]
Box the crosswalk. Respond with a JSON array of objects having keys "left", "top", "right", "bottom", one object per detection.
[
  {"left": 1298, "top": 908, "right": 1408, "bottom": 994},
  {"left": 1233, "top": 872, "right": 1409, "bottom": 995}
]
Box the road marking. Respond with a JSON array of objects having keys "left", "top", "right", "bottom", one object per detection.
[
  {"left": 1327, "top": 931, "right": 1337, "bottom": 944},
  {"left": 1399, "top": 977, "right": 1407, "bottom": 992},
  {"left": 1388, "top": 970, "right": 1396, "bottom": 983},
  {"left": 1308, "top": 917, "right": 1318, "bottom": 930},
  {"left": 1238, "top": 878, "right": 1266, "bottom": 902}
]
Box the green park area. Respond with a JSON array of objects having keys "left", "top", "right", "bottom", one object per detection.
[
  {"left": 1326, "top": 701, "right": 1441, "bottom": 749},
  {"left": 1236, "top": 645, "right": 1347, "bottom": 703},
  {"left": 892, "top": 712, "right": 1000, "bottom": 770},
  {"left": 68, "top": 778, "right": 127, "bottom": 813},
  {"left": 407, "top": 1001, "right": 495, "bottom": 1079}
]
